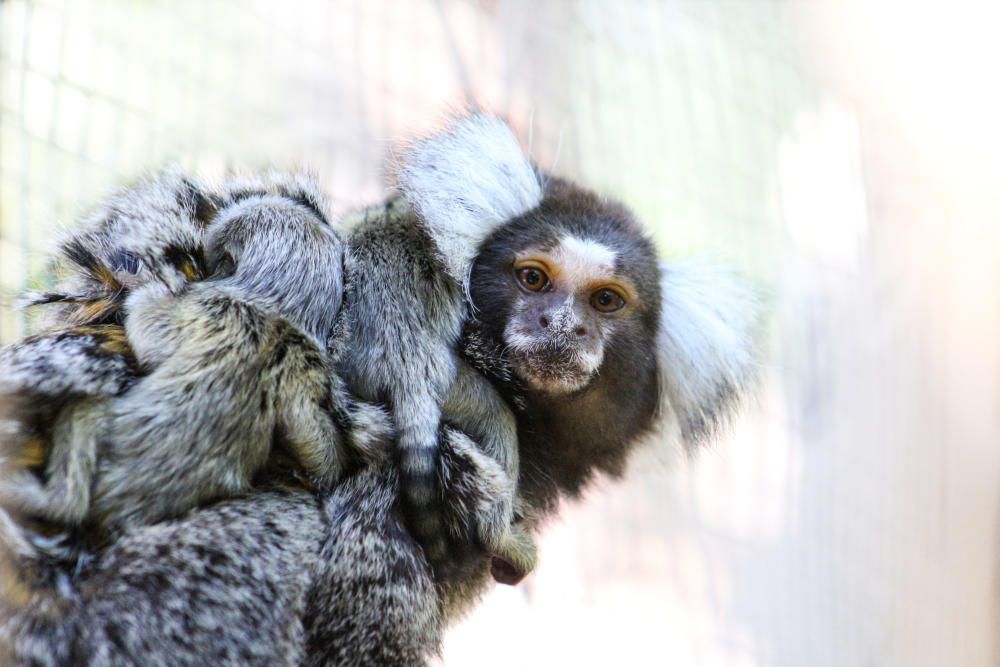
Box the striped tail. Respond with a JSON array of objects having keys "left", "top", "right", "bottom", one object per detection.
[{"left": 396, "top": 418, "right": 451, "bottom": 569}]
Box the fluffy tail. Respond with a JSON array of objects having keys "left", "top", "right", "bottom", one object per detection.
[{"left": 394, "top": 403, "right": 452, "bottom": 568}]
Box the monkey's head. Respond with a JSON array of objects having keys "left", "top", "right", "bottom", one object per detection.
[
  {"left": 205, "top": 183, "right": 344, "bottom": 349},
  {"left": 96, "top": 167, "right": 214, "bottom": 294},
  {"left": 405, "top": 112, "right": 759, "bottom": 461},
  {"left": 26, "top": 166, "right": 214, "bottom": 325},
  {"left": 470, "top": 178, "right": 661, "bottom": 397}
]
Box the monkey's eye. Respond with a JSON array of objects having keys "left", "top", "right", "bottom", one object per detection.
[
  {"left": 108, "top": 249, "right": 142, "bottom": 275},
  {"left": 515, "top": 266, "right": 550, "bottom": 292},
  {"left": 590, "top": 288, "right": 626, "bottom": 313}
]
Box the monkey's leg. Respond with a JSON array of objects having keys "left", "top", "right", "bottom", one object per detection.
[
  {"left": 489, "top": 524, "right": 538, "bottom": 586},
  {"left": 442, "top": 362, "right": 520, "bottom": 553},
  {"left": 279, "top": 388, "right": 346, "bottom": 490},
  {"left": 437, "top": 422, "right": 519, "bottom": 558},
  {"left": 0, "top": 399, "right": 103, "bottom": 525}
]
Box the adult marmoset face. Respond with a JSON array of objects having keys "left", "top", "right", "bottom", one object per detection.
[{"left": 469, "top": 177, "right": 662, "bottom": 399}]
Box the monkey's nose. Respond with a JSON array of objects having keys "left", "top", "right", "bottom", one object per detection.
[
  {"left": 539, "top": 315, "right": 550, "bottom": 329},
  {"left": 574, "top": 326, "right": 587, "bottom": 337}
]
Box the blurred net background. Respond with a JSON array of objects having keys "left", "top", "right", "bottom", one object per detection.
[{"left": 1, "top": 1, "right": 998, "bottom": 665}]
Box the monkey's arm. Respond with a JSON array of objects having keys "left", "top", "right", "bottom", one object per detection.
[
  {"left": 441, "top": 361, "right": 537, "bottom": 582},
  {"left": 443, "top": 359, "right": 518, "bottom": 473},
  {"left": 0, "top": 399, "right": 105, "bottom": 525},
  {"left": 276, "top": 349, "right": 350, "bottom": 489}
]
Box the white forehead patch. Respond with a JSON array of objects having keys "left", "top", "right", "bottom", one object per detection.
[{"left": 552, "top": 235, "right": 617, "bottom": 286}]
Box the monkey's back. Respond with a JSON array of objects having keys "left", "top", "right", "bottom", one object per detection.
[
  {"left": 92, "top": 284, "right": 324, "bottom": 531},
  {"left": 339, "top": 199, "right": 464, "bottom": 400}
]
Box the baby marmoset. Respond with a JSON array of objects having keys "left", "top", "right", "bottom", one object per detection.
[
  {"left": 0, "top": 167, "right": 213, "bottom": 530},
  {"left": 337, "top": 114, "right": 552, "bottom": 577},
  {"left": 0, "top": 171, "right": 359, "bottom": 539}
]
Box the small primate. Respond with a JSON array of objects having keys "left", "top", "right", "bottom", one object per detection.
[
  {"left": 351, "top": 113, "right": 756, "bottom": 584},
  {"left": 306, "top": 115, "right": 760, "bottom": 664},
  {"left": 0, "top": 167, "right": 215, "bottom": 529},
  {"left": 337, "top": 114, "right": 547, "bottom": 576},
  {"left": 1, "top": 173, "right": 361, "bottom": 539},
  {"left": 25, "top": 165, "right": 215, "bottom": 328},
  {"left": 0, "top": 116, "right": 760, "bottom": 667}
]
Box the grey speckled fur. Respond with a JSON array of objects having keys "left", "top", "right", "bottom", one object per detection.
[
  {"left": 2, "top": 475, "right": 327, "bottom": 667},
  {"left": 91, "top": 185, "right": 351, "bottom": 535},
  {"left": 338, "top": 114, "right": 542, "bottom": 575},
  {"left": 1, "top": 171, "right": 358, "bottom": 544},
  {"left": 1, "top": 424, "right": 508, "bottom": 667},
  {"left": 0, "top": 115, "right": 761, "bottom": 666}
]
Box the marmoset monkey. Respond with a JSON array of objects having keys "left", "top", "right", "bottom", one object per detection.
[
  {"left": 336, "top": 114, "right": 551, "bottom": 577},
  {"left": 2, "top": 172, "right": 359, "bottom": 539},
  {"left": 306, "top": 114, "right": 760, "bottom": 664},
  {"left": 0, "top": 167, "right": 214, "bottom": 531},
  {"left": 0, "top": 115, "right": 760, "bottom": 667}
]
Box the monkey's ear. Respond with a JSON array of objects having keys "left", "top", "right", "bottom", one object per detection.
[
  {"left": 397, "top": 113, "right": 543, "bottom": 290},
  {"left": 654, "top": 260, "right": 762, "bottom": 449}
]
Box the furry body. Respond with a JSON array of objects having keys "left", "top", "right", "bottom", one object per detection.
[
  {"left": 1, "top": 173, "right": 353, "bottom": 539},
  {"left": 339, "top": 114, "right": 545, "bottom": 573},
  {"left": 0, "top": 115, "right": 760, "bottom": 666}
]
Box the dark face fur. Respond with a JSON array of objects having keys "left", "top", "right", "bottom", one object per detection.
[
  {"left": 468, "top": 178, "right": 663, "bottom": 499},
  {"left": 470, "top": 178, "right": 661, "bottom": 398}
]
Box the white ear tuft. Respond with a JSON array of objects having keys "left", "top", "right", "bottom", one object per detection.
[
  {"left": 397, "top": 113, "right": 543, "bottom": 289},
  {"left": 654, "top": 260, "right": 762, "bottom": 448}
]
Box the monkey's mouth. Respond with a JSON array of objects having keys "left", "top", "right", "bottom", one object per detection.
[{"left": 507, "top": 344, "right": 597, "bottom": 394}]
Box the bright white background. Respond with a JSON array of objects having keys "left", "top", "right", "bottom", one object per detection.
[{"left": 2, "top": 2, "right": 998, "bottom": 665}]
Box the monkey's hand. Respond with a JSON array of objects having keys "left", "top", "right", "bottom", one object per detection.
[
  {"left": 438, "top": 428, "right": 532, "bottom": 577},
  {"left": 490, "top": 523, "right": 537, "bottom": 586},
  {"left": 280, "top": 402, "right": 345, "bottom": 491},
  {"left": 345, "top": 400, "right": 394, "bottom": 466},
  {"left": 122, "top": 281, "right": 185, "bottom": 368}
]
